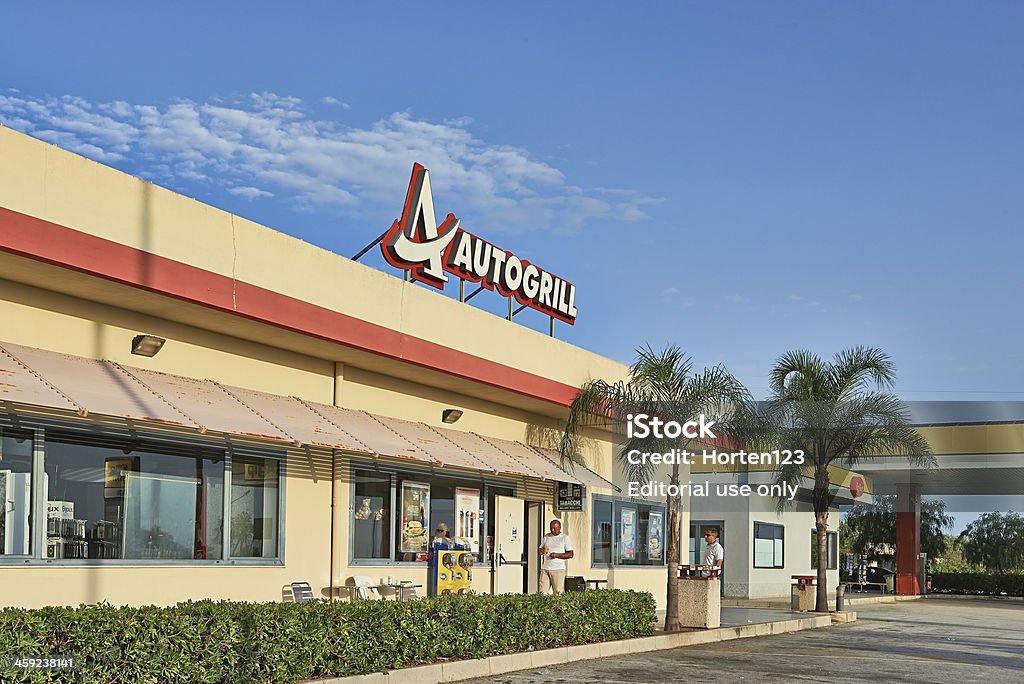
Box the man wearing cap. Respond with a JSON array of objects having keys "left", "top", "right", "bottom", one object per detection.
[{"left": 538, "top": 519, "right": 574, "bottom": 594}]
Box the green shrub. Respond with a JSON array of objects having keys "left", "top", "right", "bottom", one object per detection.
[
  {"left": 931, "top": 572, "right": 1024, "bottom": 596},
  {"left": 0, "top": 590, "right": 656, "bottom": 683}
]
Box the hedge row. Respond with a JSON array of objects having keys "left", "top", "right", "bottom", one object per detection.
[
  {"left": 0, "top": 590, "right": 656, "bottom": 683},
  {"left": 931, "top": 572, "right": 1024, "bottom": 597}
]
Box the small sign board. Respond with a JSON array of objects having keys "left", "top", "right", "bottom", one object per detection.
[{"left": 556, "top": 481, "right": 585, "bottom": 512}]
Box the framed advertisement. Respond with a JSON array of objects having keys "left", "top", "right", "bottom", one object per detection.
[
  {"left": 104, "top": 457, "right": 133, "bottom": 497},
  {"left": 400, "top": 481, "right": 430, "bottom": 553},
  {"left": 454, "top": 487, "right": 480, "bottom": 553},
  {"left": 648, "top": 511, "right": 663, "bottom": 560},
  {"left": 620, "top": 508, "right": 636, "bottom": 561}
]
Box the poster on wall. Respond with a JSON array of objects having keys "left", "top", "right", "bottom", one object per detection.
[
  {"left": 400, "top": 481, "right": 430, "bottom": 553},
  {"left": 454, "top": 487, "right": 480, "bottom": 553},
  {"left": 620, "top": 508, "right": 636, "bottom": 561},
  {"left": 104, "top": 457, "right": 133, "bottom": 497},
  {"left": 648, "top": 512, "right": 663, "bottom": 560}
]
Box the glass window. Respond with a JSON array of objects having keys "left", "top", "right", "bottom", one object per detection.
[
  {"left": 230, "top": 455, "right": 280, "bottom": 559},
  {"left": 591, "top": 496, "right": 665, "bottom": 567},
  {"left": 0, "top": 430, "right": 34, "bottom": 556},
  {"left": 396, "top": 477, "right": 443, "bottom": 562},
  {"left": 44, "top": 435, "right": 226, "bottom": 561},
  {"left": 754, "top": 522, "right": 784, "bottom": 568},
  {"left": 353, "top": 470, "right": 391, "bottom": 560},
  {"left": 350, "top": 466, "right": 508, "bottom": 564},
  {"left": 591, "top": 498, "right": 613, "bottom": 564},
  {"left": 810, "top": 530, "right": 838, "bottom": 570},
  {"left": 482, "top": 485, "right": 512, "bottom": 564}
]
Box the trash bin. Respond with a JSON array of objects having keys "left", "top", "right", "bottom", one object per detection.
[
  {"left": 675, "top": 574, "right": 721, "bottom": 628},
  {"left": 791, "top": 575, "right": 816, "bottom": 611},
  {"left": 884, "top": 574, "right": 894, "bottom": 595}
]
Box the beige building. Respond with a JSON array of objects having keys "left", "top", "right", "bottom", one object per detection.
[
  {"left": 0, "top": 126, "right": 687, "bottom": 609},
  {"left": 0, "top": 126, "right": 872, "bottom": 609}
]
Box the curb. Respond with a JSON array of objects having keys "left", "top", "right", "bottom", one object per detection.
[
  {"left": 311, "top": 615, "right": 834, "bottom": 684},
  {"left": 923, "top": 594, "right": 1024, "bottom": 603},
  {"left": 844, "top": 594, "right": 923, "bottom": 606}
]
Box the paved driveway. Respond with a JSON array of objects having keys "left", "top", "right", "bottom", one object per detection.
[{"left": 465, "top": 598, "right": 1024, "bottom": 683}]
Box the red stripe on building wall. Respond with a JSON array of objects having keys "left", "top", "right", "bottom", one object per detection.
[{"left": 0, "top": 206, "right": 580, "bottom": 407}]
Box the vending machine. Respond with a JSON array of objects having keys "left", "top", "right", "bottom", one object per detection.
[{"left": 428, "top": 548, "right": 474, "bottom": 596}]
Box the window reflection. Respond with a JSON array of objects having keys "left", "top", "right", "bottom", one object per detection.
[
  {"left": 44, "top": 436, "right": 225, "bottom": 560},
  {"left": 0, "top": 430, "right": 34, "bottom": 556}
]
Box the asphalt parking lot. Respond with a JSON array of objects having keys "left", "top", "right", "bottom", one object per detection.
[{"left": 465, "top": 598, "right": 1024, "bottom": 684}]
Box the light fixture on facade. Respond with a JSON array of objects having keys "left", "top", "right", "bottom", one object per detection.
[
  {"left": 441, "top": 408, "right": 463, "bottom": 424},
  {"left": 131, "top": 334, "right": 166, "bottom": 357}
]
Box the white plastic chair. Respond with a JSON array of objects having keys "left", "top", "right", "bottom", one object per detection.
[{"left": 352, "top": 576, "right": 383, "bottom": 600}]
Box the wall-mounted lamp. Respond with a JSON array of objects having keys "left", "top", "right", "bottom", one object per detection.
[
  {"left": 131, "top": 334, "right": 166, "bottom": 357},
  {"left": 441, "top": 408, "right": 464, "bottom": 424}
]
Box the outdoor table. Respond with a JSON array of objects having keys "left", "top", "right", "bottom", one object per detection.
[
  {"left": 331, "top": 585, "right": 359, "bottom": 601},
  {"left": 381, "top": 583, "right": 422, "bottom": 601}
]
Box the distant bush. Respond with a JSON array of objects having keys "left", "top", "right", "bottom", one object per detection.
[
  {"left": 931, "top": 572, "right": 1024, "bottom": 597},
  {"left": 0, "top": 590, "right": 656, "bottom": 683}
]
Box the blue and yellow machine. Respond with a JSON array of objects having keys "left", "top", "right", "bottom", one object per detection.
[{"left": 427, "top": 544, "right": 474, "bottom": 596}]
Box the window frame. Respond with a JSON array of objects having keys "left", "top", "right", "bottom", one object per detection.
[
  {"left": 810, "top": 529, "right": 839, "bottom": 570},
  {"left": 347, "top": 459, "right": 517, "bottom": 566},
  {"left": 351, "top": 468, "right": 395, "bottom": 562},
  {"left": 0, "top": 427, "right": 40, "bottom": 559},
  {"left": 753, "top": 521, "right": 785, "bottom": 569},
  {"left": 590, "top": 493, "right": 668, "bottom": 568},
  {"left": 590, "top": 497, "right": 614, "bottom": 566},
  {"left": 0, "top": 419, "right": 287, "bottom": 567}
]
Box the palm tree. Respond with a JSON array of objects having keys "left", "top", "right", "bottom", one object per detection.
[
  {"left": 741, "top": 346, "right": 933, "bottom": 612},
  {"left": 559, "top": 345, "right": 747, "bottom": 631}
]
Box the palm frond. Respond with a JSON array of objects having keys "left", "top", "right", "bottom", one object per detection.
[
  {"left": 769, "top": 349, "right": 826, "bottom": 400},
  {"left": 830, "top": 346, "right": 896, "bottom": 403}
]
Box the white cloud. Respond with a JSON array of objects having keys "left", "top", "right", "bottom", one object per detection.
[
  {"left": 228, "top": 186, "right": 274, "bottom": 200},
  {"left": 0, "top": 90, "right": 658, "bottom": 234},
  {"left": 322, "top": 96, "right": 351, "bottom": 109}
]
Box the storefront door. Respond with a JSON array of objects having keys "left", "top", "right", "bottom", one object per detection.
[
  {"left": 524, "top": 500, "right": 546, "bottom": 594},
  {"left": 493, "top": 495, "right": 525, "bottom": 594}
]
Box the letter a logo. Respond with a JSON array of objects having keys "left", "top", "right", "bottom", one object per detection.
[{"left": 381, "top": 163, "right": 460, "bottom": 289}]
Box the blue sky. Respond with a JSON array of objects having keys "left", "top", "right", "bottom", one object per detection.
[{"left": 1, "top": 2, "right": 1022, "bottom": 406}]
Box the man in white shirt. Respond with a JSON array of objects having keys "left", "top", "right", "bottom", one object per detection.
[
  {"left": 539, "top": 519, "right": 574, "bottom": 594},
  {"left": 703, "top": 528, "right": 724, "bottom": 576}
]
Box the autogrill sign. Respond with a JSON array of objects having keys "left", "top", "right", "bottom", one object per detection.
[{"left": 382, "top": 163, "right": 578, "bottom": 324}]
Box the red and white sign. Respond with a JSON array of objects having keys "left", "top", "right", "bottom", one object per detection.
[
  {"left": 850, "top": 476, "right": 865, "bottom": 498},
  {"left": 382, "top": 163, "right": 578, "bottom": 324}
]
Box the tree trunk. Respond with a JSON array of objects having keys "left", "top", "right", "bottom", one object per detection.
[
  {"left": 664, "top": 501, "right": 681, "bottom": 630},
  {"left": 815, "top": 509, "right": 830, "bottom": 612}
]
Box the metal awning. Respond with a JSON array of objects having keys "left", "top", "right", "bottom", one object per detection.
[
  {"left": 304, "top": 403, "right": 440, "bottom": 465},
  {"left": 220, "top": 385, "right": 375, "bottom": 455},
  {"left": 0, "top": 344, "right": 79, "bottom": 413},
  {"left": 434, "top": 429, "right": 545, "bottom": 479},
  {"left": 370, "top": 414, "right": 489, "bottom": 470},
  {"left": 531, "top": 445, "right": 618, "bottom": 490},
  {"left": 0, "top": 341, "right": 613, "bottom": 488},
  {"left": 2, "top": 343, "right": 192, "bottom": 423}
]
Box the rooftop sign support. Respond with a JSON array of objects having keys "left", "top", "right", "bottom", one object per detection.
[{"left": 366, "top": 163, "right": 578, "bottom": 327}]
